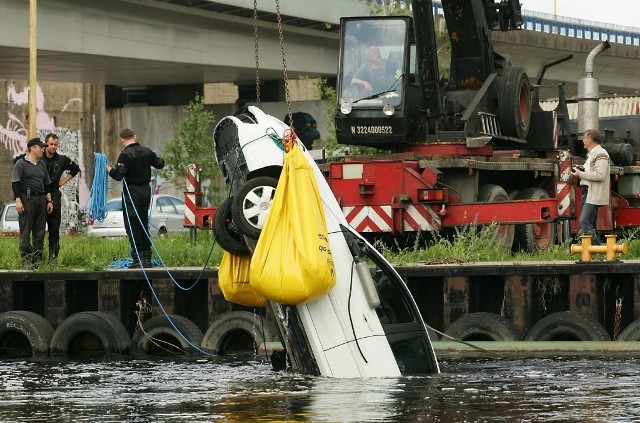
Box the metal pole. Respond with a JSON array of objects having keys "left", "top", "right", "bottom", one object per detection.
[{"left": 28, "top": 0, "right": 37, "bottom": 139}]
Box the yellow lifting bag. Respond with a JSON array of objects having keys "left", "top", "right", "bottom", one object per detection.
[
  {"left": 219, "top": 251, "right": 266, "bottom": 307},
  {"left": 250, "top": 143, "right": 336, "bottom": 304}
]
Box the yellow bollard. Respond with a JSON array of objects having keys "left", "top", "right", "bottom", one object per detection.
[{"left": 570, "top": 234, "right": 627, "bottom": 262}]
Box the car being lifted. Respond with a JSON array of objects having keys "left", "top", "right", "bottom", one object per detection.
[{"left": 213, "top": 106, "right": 439, "bottom": 377}]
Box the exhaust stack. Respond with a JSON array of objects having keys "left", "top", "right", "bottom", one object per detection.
[{"left": 578, "top": 41, "right": 611, "bottom": 135}]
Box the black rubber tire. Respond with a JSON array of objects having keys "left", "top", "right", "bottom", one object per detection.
[
  {"left": 477, "top": 184, "right": 515, "bottom": 250},
  {"left": 444, "top": 312, "right": 522, "bottom": 341},
  {"left": 201, "top": 311, "right": 280, "bottom": 354},
  {"left": 498, "top": 65, "right": 531, "bottom": 140},
  {"left": 514, "top": 187, "right": 556, "bottom": 254},
  {"left": 0, "top": 311, "right": 54, "bottom": 356},
  {"left": 231, "top": 176, "right": 278, "bottom": 240},
  {"left": 525, "top": 311, "right": 611, "bottom": 341},
  {"left": 131, "top": 314, "right": 204, "bottom": 355},
  {"left": 617, "top": 318, "right": 640, "bottom": 341},
  {"left": 213, "top": 196, "right": 251, "bottom": 256},
  {"left": 50, "top": 311, "right": 131, "bottom": 355}
]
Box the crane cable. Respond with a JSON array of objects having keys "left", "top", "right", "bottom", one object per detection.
[{"left": 252, "top": 0, "right": 293, "bottom": 126}]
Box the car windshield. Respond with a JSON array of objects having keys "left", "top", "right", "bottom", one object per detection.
[
  {"left": 106, "top": 200, "right": 122, "bottom": 211},
  {"left": 6, "top": 206, "right": 18, "bottom": 221}
]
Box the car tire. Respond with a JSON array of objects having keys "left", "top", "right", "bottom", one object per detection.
[
  {"left": 213, "top": 197, "right": 251, "bottom": 256},
  {"left": 231, "top": 176, "right": 278, "bottom": 240}
]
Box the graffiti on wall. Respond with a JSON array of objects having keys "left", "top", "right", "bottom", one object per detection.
[{"left": 3, "top": 82, "right": 89, "bottom": 232}]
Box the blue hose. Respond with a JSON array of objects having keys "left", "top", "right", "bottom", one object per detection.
[{"left": 90, "top": 153, "right": 109, "bottom": 222}]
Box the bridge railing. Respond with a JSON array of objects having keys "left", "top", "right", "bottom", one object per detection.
[{"left": 370, "top": 1, "right": 640, "bottom": 46}]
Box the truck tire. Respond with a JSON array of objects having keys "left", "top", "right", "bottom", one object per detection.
[
  {"left": 498, "top": 66, "right": 531, "bottom": 140},
  {"left": 525, "top": 311, "right": 611, "bottom": 341},
  {"left": 514, "top": 187, "right": 556, "bottom": 254},
  {"left": 232, "top": 176, "right": 278, "bottom": 240},
  {"left": 201, "top": 311, "right": 280, "bottom": 355},
  {"left": 50, "top": 311, "right": 131, "bottom": 355},
  {"left": 477, "top": 184, "right": 515, "bottom": 250},
  {"left": 0, "top": 311, "right": 54, "bottom": 356},
  {"left": 444, "top": 312, "right": 522, "bottom": 341},
  {"left": 617, "top": 318, "right": 640, "bottom": 341},
  {"left": 131, "top": 314, "right": 204, "bottom": 355},
  {"left": 213, "top": 196, "right": 251, "bottom": 256}
]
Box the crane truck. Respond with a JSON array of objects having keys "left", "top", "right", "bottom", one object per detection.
[{"left": 327, "top": 0, "right": 640, "bottom": 253}]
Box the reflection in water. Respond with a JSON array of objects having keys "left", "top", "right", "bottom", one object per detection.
[{"left": 0, "top": 356, "right": 639, "bottom": 421}]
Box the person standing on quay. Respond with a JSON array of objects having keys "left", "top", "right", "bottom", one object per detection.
[
  {"left": 571, "top": 129, "right": 611, "bottom": 245},
  {"left": 106, "top": 128, "right": 165, "bottom": 268},
  {"left": 11, "top": 137, "right": 53, "bottom": 267},
  {"left": 42, "top": 133, "right": 80, "bottom": 261}
]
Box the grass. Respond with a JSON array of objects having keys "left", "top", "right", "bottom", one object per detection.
[
  {"left": 0, "top": 232, "right": 224, "bottom": 271},
  {"left": 1, "top": 224, "right": 638, "bottom": 271}
]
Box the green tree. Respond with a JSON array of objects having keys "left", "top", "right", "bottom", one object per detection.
[{"left": 161, "top": 94, "right": 220, "bottom": 203}]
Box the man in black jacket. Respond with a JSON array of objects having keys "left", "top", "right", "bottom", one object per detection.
[
  {"left": 11, "top": 137, "right": 53, "bottom": 267},
  {"left": 106, "top": 128, "right": 165, "bottom": 268},
  {"left": 14, "top": 133, "right": 81, "bottom": 261},
  {"left": 42, "top": 133, "right": 80, "bottom": 261}
]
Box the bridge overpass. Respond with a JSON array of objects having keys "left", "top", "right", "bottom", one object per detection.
[{"left": 0, "top": 0, "right": 639, "bottom": 100}]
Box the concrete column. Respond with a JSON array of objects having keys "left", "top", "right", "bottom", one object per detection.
[
  {"left": 503, "top": 275, "right": 533, "bottom": 335},
  {"left": 569, "top": 274, "right": 599, "bottom": 318},
  {"left": 0, "top": 281, "right": 13, "bottom": 313},
  {"left": 443, "top": 276, "right": 469, "bottom": 329},
  {"left": 634, "top": 274, "right": 640, "bottom": 321},
  {"left": 98, "top": 279, "right": 121, "bottom": 320},
  {"left": 44, "top": 280, "right": 68, "bottom": 328},
  {"left": 152, "top": 279, "right": 175, "bottom": 316}
]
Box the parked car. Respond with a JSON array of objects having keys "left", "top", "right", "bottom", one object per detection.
[
  {"left": 87, "top": 194, "right": 188, "bottom": 237},
  {"left": 1, "top": 202, "right": 19, "bottom": 236}
]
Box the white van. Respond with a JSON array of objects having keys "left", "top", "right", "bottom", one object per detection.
[{"left": 213, "top": 106, "right": 439, "bottom": 377}]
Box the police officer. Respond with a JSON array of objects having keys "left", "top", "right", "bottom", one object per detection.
[
  {"left": 42, "top": 133, "right": 81, "bottom": 261},
  {"left": 106, "top": 128, "right": 165, "bottom": 268},
  {"left": 11, "top": 137, "right": 53, "bottom": 267}
]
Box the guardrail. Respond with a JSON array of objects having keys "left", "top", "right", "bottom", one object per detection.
[{"left": 428, "top": 1, "right": 640, "bottom": 46}]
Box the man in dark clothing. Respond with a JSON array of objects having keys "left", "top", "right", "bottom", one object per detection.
[
  {"left": 11, "top": 137, "right": 53, "bottom": 267},
  {"left": 42, "top": 133, "right": 80, "bottom": 261},
  {"left": 13, "top": 133, "right": 81, "bottom": 261},
  {"left": 106, "top": 128, "right": 165, "bottom": 268}
]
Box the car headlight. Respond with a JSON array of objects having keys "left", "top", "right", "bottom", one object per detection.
[
  {"left": 382, "top": 104, "right": 395, "bottom": 116},
  {"left": 340, "top": 102, "right": 353, "bottom": 115}
]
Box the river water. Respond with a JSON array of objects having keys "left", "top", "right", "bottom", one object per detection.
[{"left": 1, "top": 354, "right": 639, "bottom": 422}]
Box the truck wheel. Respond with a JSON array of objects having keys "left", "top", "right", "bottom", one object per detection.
[
  {"left": 213, "top": 197, "right": 251, "bottom": 256},
  {"left": 232, "top": 176, "right": 278, "bottom": 240},
  {"left": 525, "top": 311, "right": 610, "bottom": 341},
  {"left": 444, "top": 312, "right": 522, "bottom": 341},
  {"left": 617, "top": 318, "right": 640, "bottom": 341},
  {"left": 477, "top": 184, "right": 514, "bottom": 250},
  {"left": 498, "top": 66, "right": 531, "bottom": 140},
  {"left": 514, "top": 187, "right": 556, "bottom": 254}
]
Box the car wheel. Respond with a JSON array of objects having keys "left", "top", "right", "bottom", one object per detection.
[
  {"left": 231, "top": 176, "right": 278, "bottom": 240},
  {"left": 213, "top": 197, "right": 251, "bottom": 256}
]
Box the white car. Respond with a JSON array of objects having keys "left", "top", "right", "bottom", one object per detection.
[
  {"left": 0, "top": 202, "right": 20, "bottom": 236},
  {"left": 213, "top": 106, "right": 439, "bottom": 377},
  {"left": 87, "top": 194, "right": 188, "bottom": 237}
]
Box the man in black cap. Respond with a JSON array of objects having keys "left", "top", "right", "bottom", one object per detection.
[
  {"left": 42, "top": 133, "right": 80, "bottom": 261},
  {"left": 106, "top": 128, "right": 165, "bottom": 268},
  {"left": 14, "top": 133, "right": 81, "bottom": 261},
  {"left": 11, "top": 137, "right": 53, "bottom": 267}
]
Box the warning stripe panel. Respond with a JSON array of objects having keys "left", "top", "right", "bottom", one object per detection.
[
  {"left": 343, "top": 206, "right": 392, "bottom": 232},
  {"left": 403, "top": 205, "right": 441, "bottom": 232}
]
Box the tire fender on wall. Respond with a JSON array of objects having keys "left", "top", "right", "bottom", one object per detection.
[
  {"left": 444, "top": 312, "right": 522, "bottom": 341},
  {"left": 131, "top": 314, "right": 204, "bottom": 355},
  {"left": 50, "top": 311, "right": 131, "bottom": 355},
  {"left": 201, "top": 311, "right": 280, "bottom": 354},
  {"left": 525, "top": 311, "right": 611, "bottom": 341},
  {"left": 0, "top": 311, "right": 54, "bottom": 356}
]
